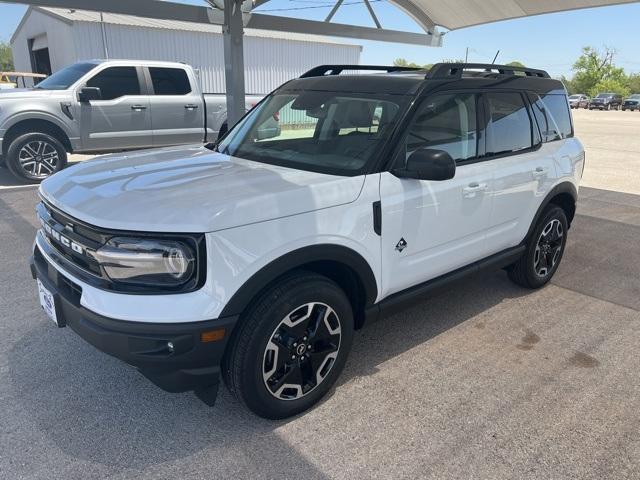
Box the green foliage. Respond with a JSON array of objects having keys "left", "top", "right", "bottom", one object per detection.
[
  {"left": 628, "top": 74, "right": 640, "bottom": 94},
  {"left": 506, "top": 61, "right": 526, "bottom": 68},
  {"left": 589, "top": 78, "right": 630, "bottom": 98},
  {"left": 0, "top": 41, "right": 14, "bottom": 71}
]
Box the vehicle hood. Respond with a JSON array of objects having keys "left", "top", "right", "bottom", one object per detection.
[
  {"left": 39, "top": 145, "right": 366, "bottom": 233},
  {"left": 0, "top": 88, "right": 55, "bottom": 100}
]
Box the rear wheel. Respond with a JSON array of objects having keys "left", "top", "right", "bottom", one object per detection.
[
  {"left": 223, "top": 271, "right": 354, "bottom": 419},
  {"left": 507, "top": 205, "right": 568, "bottom": 289},
  {"left": 6, "top": 132, "right": 67, "bottom": 183}
]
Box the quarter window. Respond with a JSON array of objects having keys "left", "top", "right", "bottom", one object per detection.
[
  {"left": 149, "top": 67, "right": 191, "bottom": 95},
  {"left": 486, "top": 92, "right": 533, "bottom": 155},
  {"left": 403, "top": 93, "right": 478, "bottom": 163},
  {"left": 529, "top": 93, "right": 573, "bottom": 142},
  {"left": 86, "top": 67, "right": 140, "bottom": 100}
]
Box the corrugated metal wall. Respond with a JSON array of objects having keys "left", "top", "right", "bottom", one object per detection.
[{"left": 71, "top": 22, "right": 361, "bottom": 94}]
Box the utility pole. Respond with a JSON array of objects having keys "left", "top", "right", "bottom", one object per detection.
[{"left": 465, "top": 47, "right": 469, "bottom": 63}]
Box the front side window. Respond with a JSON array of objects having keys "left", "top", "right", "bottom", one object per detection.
[
  {"left": 86, "top": 67, "right": 140, "bottom": 100},
  {"left": 401, "top": 93, "right": 478, "bottom": 163},
  {"left": 149, "top": 67, "right": 191, "bottom": 95},
  {"left": 486, "top": 92, "right": 533, "bottom": 155},
  {"left": 218, "top": 91, "right": 407, "bottom": 175}
]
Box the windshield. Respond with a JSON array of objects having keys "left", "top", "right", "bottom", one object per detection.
[
  {"left": 629, "top": 94, "right": 640, "bottom": 99},
  {"left": 35, "top": 62, "right": 97, "bottom": 90},
  {"left": 569, "top": 95, "right": 581, "bottom": 99},
  {"left": 217, "top": 90, "right": 407, "bottom": 176},
  {"left": 595, "top": 93, "right": 614, "bottom": 99}
]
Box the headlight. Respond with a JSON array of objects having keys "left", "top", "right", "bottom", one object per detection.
[{"left": 93, "top": 237, "right": 196, "bottom": 288}]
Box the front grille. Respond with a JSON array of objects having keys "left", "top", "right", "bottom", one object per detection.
[{"left": 36, "top": 201, "right": 105, "bottom": 280}]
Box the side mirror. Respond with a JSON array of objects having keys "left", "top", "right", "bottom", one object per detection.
[
  {"left": 394, "top": 148, "right": 456, "bottom": 181},
  {"left": 255, "top": 116, "right": 281, "bottom": 141},
  {"left": 78, "top": 87, "right": 102, "bottom": 102}
]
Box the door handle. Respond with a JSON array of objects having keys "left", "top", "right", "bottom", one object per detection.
[
  {"left": 131, "top": 104, "right": 147, "bottom": 111},
  {"left": 532, "top": 166, "right": 548, "bottom": 179},
  {"left": 184, "top": 104, "right": 199, "bottom": 110},
  {"left": 462, "top": 182, "right": 488, "bottom": 198}
]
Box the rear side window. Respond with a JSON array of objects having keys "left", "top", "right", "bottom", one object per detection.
[
  {"left": 485, "top": 92, "right": 533, "bottom": 155},
  {"left": 86, "top": 67, "right": 140, "bottom": 100},
  {"left": 403, "top": 93, "right": 478, "bottom": 163},
  {"left": 529, "top": 93, "right": 573, "bottom": 142},
  {"left": 149, "top": 68, "right": 191, "bottom": 95}
]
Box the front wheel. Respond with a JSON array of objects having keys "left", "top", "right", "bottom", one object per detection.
[
  {"left": 6, "top": 132, "right": 67, "bottom": 183},
  {"left": 507, "top": 206, "right": 568, "bottom": 289},
  {"left": 223, "top": 272, "right": 354, "bottom": 419}
]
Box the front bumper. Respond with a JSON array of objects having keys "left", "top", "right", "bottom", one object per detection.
[{"left": 30, "top": 244, "right": 238, "bottom": 405}]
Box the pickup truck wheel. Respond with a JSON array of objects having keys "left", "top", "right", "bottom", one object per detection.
[
  {"left": 6, "top": 132, "right": 67, "bottom": 183},
  {"left": 507, "top": 206, "right": 568, "bottom": 289},
  {"left": 223, "top": 272, "right": 354, "bottom": 419}
]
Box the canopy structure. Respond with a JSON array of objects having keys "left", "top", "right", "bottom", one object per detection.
[{"left": 3, "top": 0, "right": 638, "bottom": 125}]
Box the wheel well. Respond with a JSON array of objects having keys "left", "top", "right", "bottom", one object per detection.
[
  {"left": 548, "top": 191, "right": 576, "bottom": 226},
  {"left": 3, "top": 119, "right": 71, "bottom": 155},
  {"left": 300, "top": 261, "right": 368, "bottom": 329}
]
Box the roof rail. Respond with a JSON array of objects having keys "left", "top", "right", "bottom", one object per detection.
[
  {"left": 300, "top": 65, "right": 422, "bottom": 78},
  {"left": 427, "top": 63, "right": 550, "bottom": 79}
]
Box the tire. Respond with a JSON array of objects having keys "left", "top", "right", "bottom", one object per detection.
[
  {"left": 507, "top": 205, "right": 568, "bottom": 289},
  {"left": 223, "top": 271, "right": 354, "bottom": 419},
  {"left": 6, "top": 132, "right": 67, "bottom": 183},
  {"left": 606, "top": 104, "right": 611, "bottom": 111}
]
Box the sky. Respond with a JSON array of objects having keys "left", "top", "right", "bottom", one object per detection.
[{"left": 0, "top": 1, "right": 639, "bottom": 78}]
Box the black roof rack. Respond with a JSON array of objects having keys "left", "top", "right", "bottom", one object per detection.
[
  {"left": 300, "top": 65, "right": 422, "bottom": 78},
  {"left": 427, "top": 63, "right": 550, "bottom": 79}
]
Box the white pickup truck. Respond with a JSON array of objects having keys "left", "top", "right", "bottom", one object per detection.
[{"left": 0, "top": 59, "right": 272, "bottom": 182}]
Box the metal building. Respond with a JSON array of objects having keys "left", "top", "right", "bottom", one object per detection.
[{"left": 10, "top": 6, "right": 362, "bottom": 92}]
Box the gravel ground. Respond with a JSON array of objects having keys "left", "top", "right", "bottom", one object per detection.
[{"left": 1, "top": 110, "right": 639, "bottom": 479}]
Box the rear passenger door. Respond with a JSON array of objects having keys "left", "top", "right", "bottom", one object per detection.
[
  {"left": 147, "top": 67, "right": 205, "bottom": 146},
  {"left": 484, "top": 91, "right": 556, "bottom": 253},
  {"left": 379, "top": 92, "right": 495, "bottom": 297}
]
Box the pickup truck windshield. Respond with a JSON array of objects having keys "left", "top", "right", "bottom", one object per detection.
[
  {"left": 595, "top": 93, "right": 614, "bottom": 99},
  {"left": 218, "top": 91, "right": 407, "bottom": 176},
  {"left": 34, "top": 62, "right": 97, "bottom": 90}
]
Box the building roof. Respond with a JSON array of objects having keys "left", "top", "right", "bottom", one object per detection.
[{"left": 23, "top": 6, "right": 361, "bottom": 47}]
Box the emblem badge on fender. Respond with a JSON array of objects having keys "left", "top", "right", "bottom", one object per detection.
[{"left": 395, "top": 238, "right": 407, "bottom": 252}]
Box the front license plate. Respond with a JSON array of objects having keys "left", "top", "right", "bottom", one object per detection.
[{"left": 37, "top": 278, "right": 59, "bottom": 326}]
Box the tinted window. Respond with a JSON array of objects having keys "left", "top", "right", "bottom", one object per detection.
[
  {"left": 486, "top": 92, "right": 532, "bottom": 155},
  {"left": 529, "top": 93, "right": 572, "bottom": 142},
  {"left": 149, "top": 68, "right": 191, "bottom": 95},
  {"left": 86, "top": 67, "right": 140, "bottom": 100},
  {"left": 402, "top": 93, "right": 477, "bottom": 163},
  {"left": 35, "top": 62, "right": 96, "bottom": 90}
]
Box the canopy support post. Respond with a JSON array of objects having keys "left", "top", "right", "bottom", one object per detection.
[{"left": 223, "top": 0, "right": 246, "bottom": 127}]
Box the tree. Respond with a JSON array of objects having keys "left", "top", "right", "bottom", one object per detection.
[
  {"left": 628, "top": 73, "right": 640, "bottom": 94},
  {"left": 506, "top": 61, "right": 526, "bottom": 68},
  {"left": 0, "top": 41, "right": 14, "bottom": 71},
  {"left": 571, "top": 46, "right": 628, "bottom": 95},
  {"left": 590, "top": 78, "right": 630, "bottom": 98}
]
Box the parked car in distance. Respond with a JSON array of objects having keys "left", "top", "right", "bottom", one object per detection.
[
  {"left": 0, "top": 60, "right": 271, "bottom": 182},
  {"left": 30, "top": 63, "right": 584, "bottom": 419},
  {"left": 568, "top": 94, "right": 589, "bottom": 109},
  {"left": 622, "top": 94, "right": 640, "bottom": 111},
  {"left": 589, "top": 92, "right": 623, "bottom": 110}
]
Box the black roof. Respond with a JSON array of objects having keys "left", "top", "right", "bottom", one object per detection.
[{"left": 280, "top": 63, "right": 566, "bottom": 96}]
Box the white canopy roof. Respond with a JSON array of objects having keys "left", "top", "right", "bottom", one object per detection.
[{"left": 400, "top": 0, "right": 639, "bottom": 31}]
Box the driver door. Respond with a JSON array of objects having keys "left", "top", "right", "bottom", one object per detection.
[
  {"left": 78, "top": 66, "right": 152, "bottom": 151},
  {"left": 379, "top": 92, "right": 494, "bottom": 298}
]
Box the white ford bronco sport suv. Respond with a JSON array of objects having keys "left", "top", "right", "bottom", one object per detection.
[{"left": 30, "top": 63, "right": 584, "bottom": 419}]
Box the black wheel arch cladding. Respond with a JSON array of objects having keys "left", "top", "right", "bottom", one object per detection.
[{"left": 219, "top": 244, "right": 378, "bottom": 326}]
